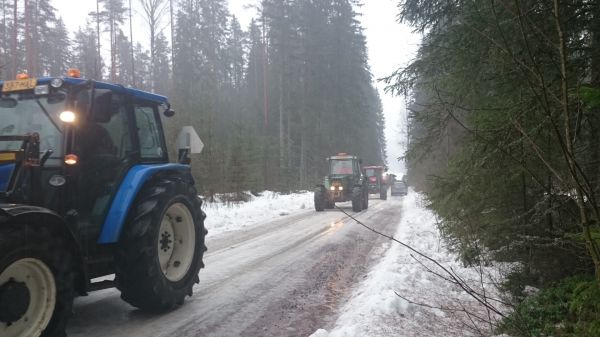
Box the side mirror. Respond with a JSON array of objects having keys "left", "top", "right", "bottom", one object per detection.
[
  {"left": 163, "top": 105, "right": 175, "bottom": 117},
  {"left": 90, "top": 89, "right": 113, "bottom": 123},
  {"left": 177, "top": 126, "right": 203, "bottom": 164}
]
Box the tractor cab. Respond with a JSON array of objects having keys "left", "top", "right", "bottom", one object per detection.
[
  {"left": 0, "top": 72, "right": 175, "bottom": 247},
  {"left": 0, "top": 71, "right": 207, "bottom": 337},
  {"left": 327, "top": 153, "right": 361, "bottom": 177}
]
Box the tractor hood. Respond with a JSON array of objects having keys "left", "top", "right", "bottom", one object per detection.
[{"left": 325, "top": 174, "right": 354, "bottom": 187}]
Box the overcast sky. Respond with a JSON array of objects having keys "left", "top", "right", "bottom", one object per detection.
[{"left": 52, "top": 0, "right": 420, "bottom": 173}]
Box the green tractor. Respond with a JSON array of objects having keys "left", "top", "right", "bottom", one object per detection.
[
  {"left": 363, "top": 165, "right": 388, "bottom": 200},
  {"left": 0, "top": 71, "right": 207, "bottom": 337},
  {"left": 314, "top": 153, "right": 368, "bottom": 212}
]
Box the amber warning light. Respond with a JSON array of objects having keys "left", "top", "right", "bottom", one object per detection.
[
  {"left": 64, "top": 154, "right": 78, "bottom": 165},
  {"left": 66, "top": 68, "right": 81, "bottom": 78}
]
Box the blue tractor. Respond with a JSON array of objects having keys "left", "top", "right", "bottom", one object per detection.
[{"left": 0, "top": 71, "right": 207, "bottom": 337}]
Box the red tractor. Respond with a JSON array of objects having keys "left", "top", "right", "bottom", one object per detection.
[{"left": 363, "top": 165, "right": 388, "bottom": 200}]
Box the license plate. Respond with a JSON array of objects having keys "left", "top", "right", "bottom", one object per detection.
[
  {"left": 2, "top": 78, "right": 37, "bottom": 93},
  {"left": 0, "top": 152, "right": 16, "bottom": 161}
]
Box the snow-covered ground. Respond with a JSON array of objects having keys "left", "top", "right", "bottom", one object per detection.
[
  {"left": 311, "top": 189, "right": 508, "bottom": 337},
  {"left": 202, "top": 191, "right": 313, "bottom": 236}
]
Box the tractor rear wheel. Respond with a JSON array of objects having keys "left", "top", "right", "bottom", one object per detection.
[
  {"left": 362, "top": 187, "right": 369, "bottom": 210},
  {"left": 352, "top": 187, "right": 362, "bottom": 212},
  {"left": 115, "top": 177, "right": 207, "bottom": 311},
  {"left": 0, "top": 225, "right": 75, "bottom": 337},
  {"left": 314, "top": 189, "right": 325, "bottom": 212}
]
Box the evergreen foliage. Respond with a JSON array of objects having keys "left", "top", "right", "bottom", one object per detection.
[
  {"left": 0, "top": 0, "right": 386, "bottom": 196},
  {"left": 391, "top": 0, "right": 600, "bottom": 291},
  {"left": 501, "top": 275, "right": 600, "bottom": 337}
]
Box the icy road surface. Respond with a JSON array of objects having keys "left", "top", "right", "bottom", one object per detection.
[{"left": 66, "top": 197, "right": 404, "bottom": 337}]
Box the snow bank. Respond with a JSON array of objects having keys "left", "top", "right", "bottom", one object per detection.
[
  {"left": 311, "top": 189, "right": 507, "bottom": 337},
  {"left": 202, "top": 191, "right": 313, "bottom": 236}
]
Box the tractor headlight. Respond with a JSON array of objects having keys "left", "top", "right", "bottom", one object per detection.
[
  {"left": 59, "top": 111, "right": 76, "bottom": 123},
  {"left": 330, "top": 186, "right": 335, "bottom": 191},
  {"left": 338, "top": 186, "right": 343, "bottom": 191},
  {"left": 50, "top": 78, "right": 63, "bottom": 88},
  {"left": 34, "top": 85, "right": 49, "bottom": 95},
  {"left": 49, "top": 175, "right": 66, "bottom": 187}
]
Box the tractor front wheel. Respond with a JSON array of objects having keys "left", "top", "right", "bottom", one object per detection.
[
  {"left": 0, "top": 225, "right": 75, "bottom": 337},
  {"left": 314, "top": 189, "right": 325, "bottom": 212},
  {"left": 115, "top": 177, "right": 207, "bottom": 311}
]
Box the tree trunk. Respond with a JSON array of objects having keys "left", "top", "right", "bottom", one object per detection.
[
  {"left": 278, "top": 68, "right": 285, "bottom": 188},
  {"left": 32, "top": 0, "right": 37, "bottom": 75},
  {"left": 96, "top": 0, "right": 101, "bottom": 79},
  {"left": 129, "top": 0, "right": 135, "bottom": 86},
  {"left": 287, "top": 101, "right": 293, "bottom": 185},
  {"left": 24, "top": 0, "right": 31, "bottom": 74},
  {"left": 169, "top": 0, "right": 174, "bottom": 72},
  {"left": 1, "top": 0, "right": 5, "bottom": 78},
  {"left": 554, "top": 0, "right": 600, "bottom": 282},
  {"left": 110, "top": 17, "right": 115, "bottom": 81},
  {"left": 11, "top": 0, "right": 16, "bottom": 78}
]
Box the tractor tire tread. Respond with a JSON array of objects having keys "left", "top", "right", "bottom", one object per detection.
[
  {"left": 115, "top": 177, "right": 206, "bottom": 312},
  {"left": 0, "top": 224, "right": 76, "bottom": 337}
]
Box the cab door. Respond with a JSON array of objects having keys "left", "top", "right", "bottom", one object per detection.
[{"left": 74, "top": 91, "right": 136, "bottom": 248}]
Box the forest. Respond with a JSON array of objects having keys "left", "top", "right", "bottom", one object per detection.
[
  {"left": 393, "top": 0, "right": 600, "bottom": 335},
  {"left": 0, "top": 0, "right": 386, "bottom": 197}
]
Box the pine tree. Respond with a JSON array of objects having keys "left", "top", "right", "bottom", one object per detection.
[
  {"left": 139, "top": 0, "right": 168, "bottom": 90},
  {"left": 98, "top": 0, "right": 127, "bottom": 81},
  {"left": 152, "top": 32, "right": 171, "bottom": 95},
  {"left": 42, "top": 17, "right": 71, "bottom": 76},
  {"left": 72, "top": 24, "right": 103, "bottom": 79}
]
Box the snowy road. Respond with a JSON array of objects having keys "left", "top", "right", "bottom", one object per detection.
[{"left": 66, "top": 197, "right": 404, "bottom": 337}]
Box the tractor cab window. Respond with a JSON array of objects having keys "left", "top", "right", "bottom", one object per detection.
[
  {"left": 365, "top": 168, "right": 376, "bottom": 176},
  {"left": 0, "top": 93, "right": 64, "bottom": 163},
  {"left": 133, "top": 104, "right": 165, "bottom": 161},
  {"left": 76, "top": 94, "right": 132, "bottom": 160},
  {"left": 330, "top": 159, "right": 354, "bottom": 175}
]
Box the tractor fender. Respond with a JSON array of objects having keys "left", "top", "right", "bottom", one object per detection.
[
  {"left": 97, "top": 164, "right": 192, "bottom": 244},
  {"left": 0, "top": 204, "right": 87, "bottom": 295}
]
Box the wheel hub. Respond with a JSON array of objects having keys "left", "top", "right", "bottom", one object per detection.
[
  {"left": 0, "top": 258, "right": 56, "bottom": 337},
  {"left": 158, "top": 203, "right": 196, "bottom": 282},
  {"left": 160, "top": 231, "right": 173, "bottom": 252},
  {"left": 0, "top": 279, "right": 30, "bottom": 324}
]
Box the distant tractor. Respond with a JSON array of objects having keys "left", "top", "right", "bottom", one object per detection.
[
  {"left": 314, "top": 153, "right": 368, "bottom": 212},
  {"left": 363, "top": 165, "right": 388, "bottom": 200},
  {"left": 0, "top": 70, "right": 206, "bottom": 337},
  {"left": 391, "top": 180, "right": 408, "bottom": 196}
]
